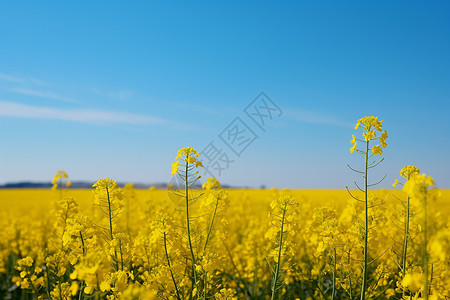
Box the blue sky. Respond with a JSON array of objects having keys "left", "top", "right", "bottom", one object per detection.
[{"left": 0, "top": 1, "right": 449, "bottom": 189}]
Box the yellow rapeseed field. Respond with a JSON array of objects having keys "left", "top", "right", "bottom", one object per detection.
[{"left": 0, "top": 117, "right": 449, "bottom": 300}]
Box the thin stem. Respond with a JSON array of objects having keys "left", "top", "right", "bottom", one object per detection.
[
  {"left": 203, "top": 197, "right": 219, "bottom": 253},
  {"left": 360, "top": 140, "right": 369, "bottom": 300},
  {"left": 401, "top": 196, "right": 410, "bottom": 276},
  {"left": 106, "top": 186, "right": 119, "bottom": 271},
  {"left": 80, "top": 231, "right": 86, "bottom": 257},
  {"left": 271, "top": 204, "right": 287, "bottom": 300},
  {"left": 164, "top": 232, "right": 182, "bottom": 300},
  {"left": 185, "top": 161, "right": 197, "bottom": 298},
  {"left": 78, "top": 281, "right": 85, "bottom": 300},
  {"left": 26, "top": 272, "right": 41, "bottom": 296}
]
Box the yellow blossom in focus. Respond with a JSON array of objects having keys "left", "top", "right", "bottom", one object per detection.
[
  {"left": 393, "top": 179, "right": 399, "bottom": 187},
  {"left": 350, "top": 134, "right": 357, "bottom": 153},
  {"left": 171, "top": 161, "right": 180, "bottom": 175},
  {"left": 171, "top": 146, "right": 203, "bottom": 177},
  {"left": 355, "top": 116, "right": 383, "bottom": 132},
  {"left": 372, "top": 145, "right": 383, "bottom": 155},
  {"left": 363, "top": 130, "right": 376, "bottom": 141},
  {"left": 380, "top": 130, "right": 388, "bottom": 148},
  {"left": 175, "top": 147, "right": 199, "bottom": 160},
  {"left": 400, "top": 165, "right": 421, "bottom": 179}
]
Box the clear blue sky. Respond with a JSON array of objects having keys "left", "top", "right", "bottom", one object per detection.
[{"left": 0, "top": 1, "right": 449, "bottom": 189}]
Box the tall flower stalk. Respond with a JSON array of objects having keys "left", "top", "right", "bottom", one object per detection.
[
  {"left": 402, "top": 173, "right": 435, "bottom": 300},
  {"left": 267, "top": 194, "right": 298, "bottom": 300},
  {"left": 392, "top": 166, "right": 421, "bottom": 278},
  {"left": 171, "top": 147, "right": 203, "bottom": 297},
  {"left": 347, "top": 116, "right": 388, "bottom": 300},
  {"left": 201, "top": 178, "right": 228, "bottom": 253},
  {"left": 92, "top": 178, "right": 124, "bottom": 271}
]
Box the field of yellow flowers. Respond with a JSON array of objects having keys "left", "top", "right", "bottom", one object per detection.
[{"left": 0, "top": 117, "right": 449, "bottom": 300}]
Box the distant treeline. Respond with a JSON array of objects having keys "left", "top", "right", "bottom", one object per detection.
[{"left": 0, "top": 182, "right": 170, "bottom": 189}]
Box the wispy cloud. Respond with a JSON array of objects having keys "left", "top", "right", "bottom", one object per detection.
[
  {"left": 0, "top": 72, "right": 47, "bottom": 86},
  {"left": 173, "top": 100, "right": 240, "bottom": 116},
  {"left": 285, "top": 108, "right": 352, "bottom": 127},
  {"left": 0, "top": 73, "right": 22, "bottom": 83},
  {"left": 0, "top": 100, "right": 168, "bottom": 126},
  {"left": 92, "top": 88, "right": 134, "bottom": 100},
  {"left": 9, "top": 88, "right": 78, "bottom": 103}
]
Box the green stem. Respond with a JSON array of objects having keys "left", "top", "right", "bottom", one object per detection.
[
  {"left": 78, "top": 281, "right": 85, "bottom": 300},
  {"left": 271, "top": 204, "right": 287, "bottom": 300},
  {"left": 203, "top": 198, "right": 219, "bottom": 253},
  {"left": 164, "top": 232, "right": 182, "bottom": 300},
  {"left": 78, "top": 231, "right": 86, "bottom": 300},
  {"left": 106, "top": 186, "right": 119, "bottom": 271},
  {"left": 360, "top": 140, "right": 369, "bottom": 300},
  {"left": 26, "top": 272, "right": 41, "bottom": 296},
  {"left": 185, "top": 162, "right": 197, "bottom": 298},
  {"left": 402, "top": 196, "right": 410, "bottom": 276},
  {"left": 80, "top": 231, "right": 86, "bottom": 257}
]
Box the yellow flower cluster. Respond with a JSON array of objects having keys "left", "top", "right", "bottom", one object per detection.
[
  {"left": 354, "top": 116, "right": 383, "bottom": 131},
  {"left": 400, "top": 165, "right": 421, "bottom": 179},
  {"left": 350, "top": 116, "right": 388, "bottom": 155},
  {"left": 171, "top": 146, "right": 203, "bottom": 175},
  {"left": 393, "top": 165, "right": 421, "bottom": 187}
]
